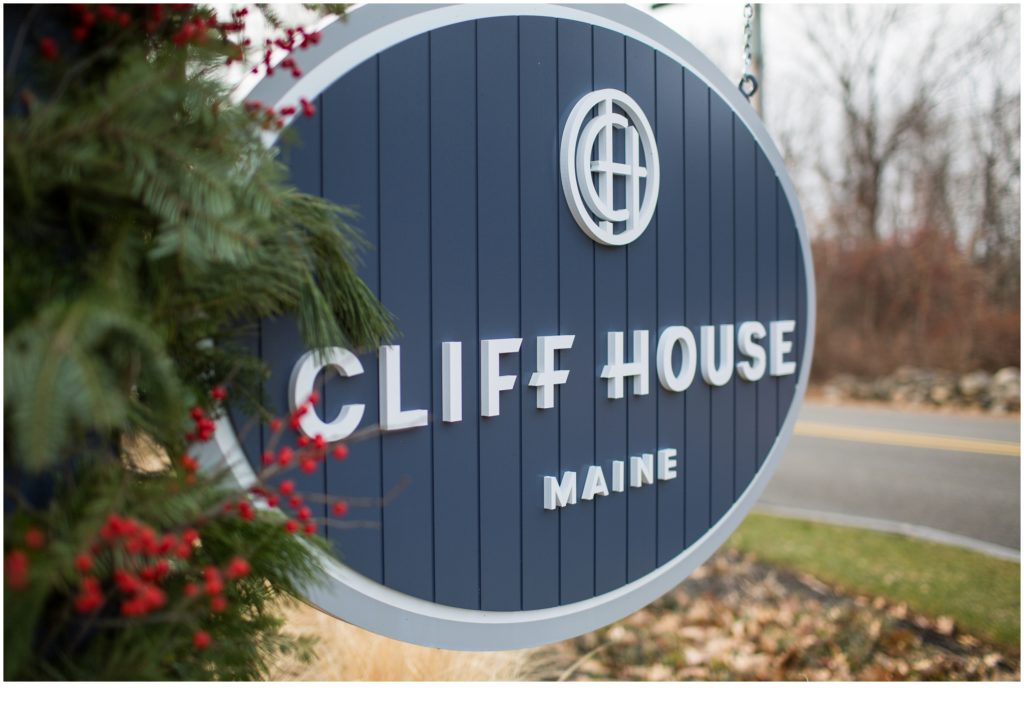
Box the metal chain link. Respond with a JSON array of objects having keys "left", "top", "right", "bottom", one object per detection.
[{"left": 738, "top": 3, "right": 759, "bottom": 99}]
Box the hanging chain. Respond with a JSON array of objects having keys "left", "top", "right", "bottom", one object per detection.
[{"left": 738, "top": 3, "right": 759, "bottom": 99}]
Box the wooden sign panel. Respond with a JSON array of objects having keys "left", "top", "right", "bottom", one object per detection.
[{"left": 204, "top": 4, "right": 815, "bottom": 650}]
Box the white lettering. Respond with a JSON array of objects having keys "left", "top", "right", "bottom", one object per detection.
[
  {"left": 630, "top": 453, "right": 654, "bottom": 488},
  {"left": 657, "top": 448, "right": 678, "bottom": 480},
  {"left": 656, "top": 326, "right": 698, "bottom": 392},
  {"left": 601, "top": 330, "right": 649, "bottom": 399},
  {"left": 289, "top": 348, "right": 365, "bottom": 441},
  {"left": 611, "top": 460, "right": 626, "bottom": 492},
  {"left": 528, "top": 335, "right": 575, "bottom": 409},
  {"left": 481, "top": 338, "right": 523, "bottom": 417},
  {"left": 736, "top": 321, "right": 767, "bottom": 381},
  {"left": 581, "top": 465, "right": 610, "bottom": 500},
  {"left": 701, "top": 324, "right": 734, "bottom": 386},
  {"left": 543, "top": 472, "right": 577, "bottom": 510},
  {"left": 770, "top": 320, "right": 797, "bottom": 376},
  {"left": 441, "top": 341, "right": 462, "bottom": 423},
  {"left": 379, "top": 345, "right": 428, "bottom": 431}
]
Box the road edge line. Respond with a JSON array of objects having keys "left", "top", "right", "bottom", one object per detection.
[{"left": 753, "top": 503, "right": 1022, "bottom": 562}]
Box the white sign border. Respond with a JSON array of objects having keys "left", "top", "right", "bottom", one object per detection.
[{"left": 204, "top": 3, "right": 817, "bottom": 651}]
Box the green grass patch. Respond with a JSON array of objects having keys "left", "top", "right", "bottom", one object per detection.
[{"left": 728, "top": 512, "right": 1021, "bottom": 652}]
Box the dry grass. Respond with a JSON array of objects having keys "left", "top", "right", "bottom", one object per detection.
[{"left": 270, "top": 601, "right": 545, "bottom": 681}]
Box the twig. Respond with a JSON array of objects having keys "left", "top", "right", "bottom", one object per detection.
[{"left": 557, "top": 642, "right": 611, "bottom": 682}]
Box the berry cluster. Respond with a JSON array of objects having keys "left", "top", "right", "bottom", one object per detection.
[
  {"left": 5, "top": 378, "right": 360, "bottom": 655},
  {"left": 249, "top": 390, "right": 352, "bottom": 534},
  {"left": 34, "top": 4, "right": 321, "bottom": 133},
  {"left": 5, "top": 513, "right": 254, "bottom": 651},
  {"left": 180, "top": 385, "right": 352, "bottom": 536}
]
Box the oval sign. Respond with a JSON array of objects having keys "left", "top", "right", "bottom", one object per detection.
[{"left": 205, "top": 4, "right": 816, "bottom": 650}]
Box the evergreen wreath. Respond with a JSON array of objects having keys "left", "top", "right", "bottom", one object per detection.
[{"left": 4, "top": 3, "right": 393, "bottom": 680}]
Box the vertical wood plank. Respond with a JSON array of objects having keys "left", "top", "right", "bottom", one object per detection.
[
  {"left": 379, "top": 34, "right": 433, "bottom": 601},
  {"left": 430, "top": 22, "right": 480, "bottom": 609},
  {"left": 709, "top": 92, "right": 735, "bottom": 522},
  {"left": 477, "top": 16, "right": 522, "bottom": 611},
  {"left": 556, "top": 18, "right": 595, "bottom": 605},
  {"left": 322, "top": 59, "right": 384, "bottom": 581},
  {"left": 519, "top": 16, "right": 560, "bottom": 610},
  {"left": 777, "top": 195, "right": 799, "bottom": 426},
  {"left": 624, "top": 38, "right": 657, "bottom": 579},
  {"left": 263, "top": 98, "right": 326, "bottom": 537},
  {"left": 683, "top": 71, "right": 710, "bottom": 548},
  {"left": 592, "top": 26, "right": 629, "bottom": 594},
  {"left": 733, "top": 121, "right": 757, "bottom": 498},
  {"left": 654, "top": 52, "right": 685, "bottom": 566},
  {"left": 226, "top": 322, "right": 262, "bottom": 502},
  {"left": 756, "top": 154, "right": 778, "bottom": 468}
]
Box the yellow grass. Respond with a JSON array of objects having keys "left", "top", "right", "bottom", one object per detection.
[{"left": 270, "top": 602, "right": 544, "bottom": 681}]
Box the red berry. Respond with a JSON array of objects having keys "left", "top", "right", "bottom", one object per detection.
[
  {"left": 181, "top": 455, "right": 199, "bottom": 473},
  {"left": 210, "top": 385, "right": 228, "bottom": 401},
  {"left": 313, "top": 434, "right": 326, "bottom": 450},
  {"left": 182, "top": 528, "right": 200, "bottom": 545},
  {"left": 158, "top": 534, "right": 177, "bottom": 554},
  {"left": 193, "top": 630, "right": 212, "bottom": 650},
  {"left": 297, "top": 435, "right": 310, "bottom": 448},
  {"left": 277, "top": 446, "right": 294, "bottom": 466},
  {"left": 25, "top": 527, "right": 46, "bottom": 550},
  {"left": 284, "top": 520, "right": 299, "bottom": 534},
  {"left": 281, "top": 105, "right": 296, "bottom": 116},
  {"left": 266, "top": 494, "right": 280, "bottom": 508},
  {"left": 210, "top": 595, "right": 227, "bottom": 613},
  {"left": 184, "top": 582, "right": 200, "bottom": 597},
  {"left": 332, "top": 444, "right": 350, "bottom": 461},
  {"left": 301, "top": 98, "right": 316, "bottom": 117},
  {"left": 155, "top": 559, "right": 171, "bottom": 579},
  {"left": 75, "top": 553, "right": 93, "bottom": 573},
  {"left": 5, "top": 550, "right": 29, "bottom": 589},
  {"left": 269, "top": 418, "right": 283, "bottom": 432},
  {"left": 143, "top": 584, "right": 167, "bottom": 610},
  {"left": 114, "top": 570, "right": 140, "bottom": 594},
  {"left": 80, "top": 10, "right": 95, "bottom": 27},
  {"left": 288, "top": 495, "right": 302, "bottom": 508},
  {"left": 226, "top": 557, "right": 250, "bottom": 579},
  {"left": 307, "top": 391, "right": 320, "bottom": 404},
  {"left": 262, "top": 451, "right": 274, "bottom": 466},
  {"left": 279, "top": 480, "right": 295, "bottom": 496},
  {"left": 190, "top": 406, "right": 204, "bottom": 420},
  {"left": 74, "top": 590, "right": 103, "bottom": 614},
  {"left": 117, "top": 12, "right": 131, "bottom": 27},
  {"left": 304, "top": 522, "right": 316, "bottom": 535},
  {"left": 300, "top": 458, "right": 316, "bottom": 474},
  {"left": 332, "top": 501, "right": 349, "bottom": 517},
  {"left": 238, "top": 501, "right": 254, "bottom": 521},
  {"left": 38, "top": 37, "right": 58, "bottom": 61},
  {"left": 204, "top": 576, "right": 223, "bottom": 597},
  {"left": 297, "top": 506, "right": 312, "bottom": 521}
]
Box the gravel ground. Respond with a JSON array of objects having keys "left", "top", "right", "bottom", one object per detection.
[{"left": 539, "top": 549, "right": 1020, "bottom": 681}]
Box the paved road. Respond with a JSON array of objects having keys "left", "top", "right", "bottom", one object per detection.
[{"left": 759, "top": 402, "right": 1021, "bottom": 553}]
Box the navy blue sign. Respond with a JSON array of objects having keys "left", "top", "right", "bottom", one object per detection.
[{"left": 209, "top": 4, "right": 815, "bottom": 650}]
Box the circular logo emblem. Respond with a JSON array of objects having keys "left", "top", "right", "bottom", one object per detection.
[{"left": 560, "top": 89, "right": 661, "bottom": 246}]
